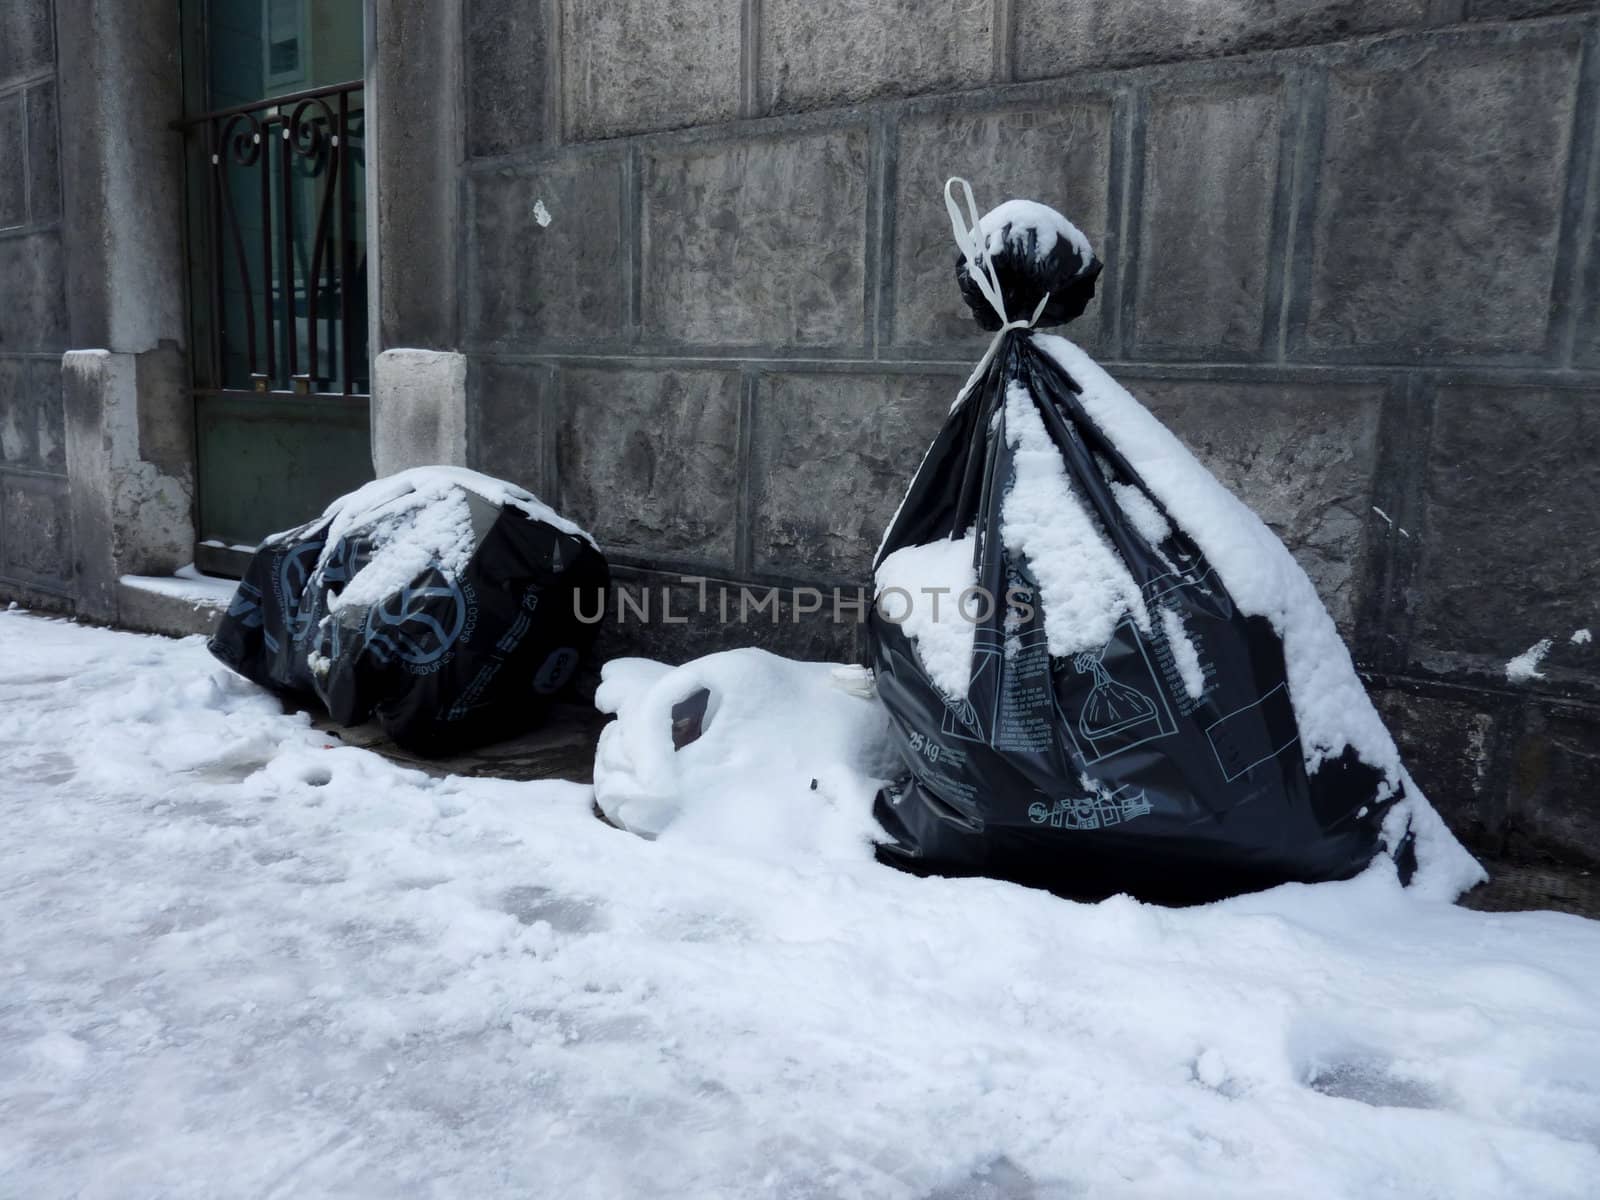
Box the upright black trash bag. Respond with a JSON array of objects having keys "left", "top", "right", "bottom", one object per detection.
[
  {"left": 867, "top": 180, "right": 1477, "bottom": 903},
  {"left": 209, "top": 467, "right": 609, "bottom": 755}
]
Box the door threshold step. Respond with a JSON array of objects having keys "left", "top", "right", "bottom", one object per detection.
[{"left": 117, "top": 566, "right": 237, "bottom": 638}]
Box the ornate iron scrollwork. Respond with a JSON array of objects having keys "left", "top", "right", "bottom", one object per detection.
[{"left": 192, "top": 80, "right": 364, "bottom": 398}]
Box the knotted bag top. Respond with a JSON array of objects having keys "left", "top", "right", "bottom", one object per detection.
[{"left": 948, "top": 182, "right": 1103, "bottom": 332}]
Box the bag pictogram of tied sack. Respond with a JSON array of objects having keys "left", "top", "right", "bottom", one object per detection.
[{"left": 866, "top": 178, "right": 1482, "bottom": 904}]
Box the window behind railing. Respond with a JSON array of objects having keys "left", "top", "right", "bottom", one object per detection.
[
  {"left": 180, "top": 0, "right": 374, "bottom": 571},
  {"left": 190, "top": 80, "right": 368, "bottom": 396}
]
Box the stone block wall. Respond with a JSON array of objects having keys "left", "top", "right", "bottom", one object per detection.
[
  {"left": 0, "top": 0, "right": 71, "bottom": 608},
  {"left": 441, "top": 1, "right": 1600, "bottom": 867},
  {"left": 0, "top": 0, "right": 192, "bottom": 623}
]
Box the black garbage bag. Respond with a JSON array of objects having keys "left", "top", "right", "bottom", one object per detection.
[
  {"left": 866, "top": 180, "right": 1475, "bottom": 903},
  {"left": 209, "top": 467, "right": 609, "bottom": 755}
]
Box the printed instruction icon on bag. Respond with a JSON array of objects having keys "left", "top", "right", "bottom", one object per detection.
[
  {"left": 1059, "top": 618, "right": 1179, "bottom": 766},
  {"left": 1074, "top": 650, "right": 1156, "bottom": 738},
  {"left": 940, "top": 630, "right": 1006, "bottom": 744}
]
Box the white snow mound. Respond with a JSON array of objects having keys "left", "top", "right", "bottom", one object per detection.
[
  {"left": 1001, "top": 379, "right": 1149, "bottom": 658},
  {"left": 874, "top": 532, "right": 980, "bottom": 700},
  {"left": 282, "top": 466, "right": 595, "bottom": 617},
  {"left": 0, "top": 611, "right": 1596, "bottom": 1198},
  {"left": 1161, "top": 605, "right": 1208, "bottom": 702},
  {"left": 592, "top": 648, "right": 900, "bottom": 856}
]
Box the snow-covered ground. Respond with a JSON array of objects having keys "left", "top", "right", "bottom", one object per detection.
[{"left": 4, "top": 611, "right": 1600, "bottom": 1199}]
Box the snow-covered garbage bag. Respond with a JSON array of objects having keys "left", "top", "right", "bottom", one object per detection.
[
  {"left": 867, "top": 180, "right": 1480, "bottom": 903},
  {"left": 592, "top": 650, "right": 901, "bottom": 857},
  {"left": 208, "top": 466, "right": 609, "bottom": 755}
]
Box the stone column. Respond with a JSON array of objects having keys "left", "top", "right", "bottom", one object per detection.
[
  {"left": 367, "top": 2, "right": 468, "bottom": 481},
  {"left": 53, "top": 0, "right": 193, "bottom": 620},
  {"left": 62, "top": 351, "right": 191, "bottom": 621},
  {"left": 371, "top": 0, "right": 462, "bottom": 351}
]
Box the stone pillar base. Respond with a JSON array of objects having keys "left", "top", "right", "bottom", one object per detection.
[
  {"left": 372, "top": 348, "right": 468, "bottom": 477},
  {"left": 62, "top": 349, "right": 194, "bottom": 622}
]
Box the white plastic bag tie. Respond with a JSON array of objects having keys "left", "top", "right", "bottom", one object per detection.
[{"left": 944, "top": 176, "right": 1051, "bottom": 412}]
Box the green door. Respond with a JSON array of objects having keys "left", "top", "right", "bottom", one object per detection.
[{"left": 182, "top": 0, "right": 374, "bottom": 575}]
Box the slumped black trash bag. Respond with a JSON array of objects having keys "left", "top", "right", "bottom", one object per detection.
[
  {"left": 209, "top": 466, "right": 609, "bottom": 755},
  {"left": 867, "top": 182, "right": 1477, "bottom": 903}
]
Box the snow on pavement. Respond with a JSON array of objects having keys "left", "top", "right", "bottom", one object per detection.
[{"left": 3, "top": 611, "right": 1600, "bottom": 1198}]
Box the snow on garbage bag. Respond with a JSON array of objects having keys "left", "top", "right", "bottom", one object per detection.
[
  {"left": 592, "top": 649, "right": 901, "bottom": 858},
  {"left": 867, "top": 179, "right": 1481, "bottom": 903},
  {"left": 208, "top": 466, "right": 609, "bottom": 755}
]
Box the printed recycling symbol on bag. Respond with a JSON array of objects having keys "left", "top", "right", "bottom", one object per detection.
[
  {"left": 1028, "top": 786, "right": 1153, "bottom": 831},
  {"left": 363, "top": 576, "right": 471, "bottom": 668},
  {"left": 277, "top": 539, "right": 325, "bottom": 641}
]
